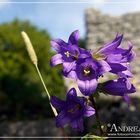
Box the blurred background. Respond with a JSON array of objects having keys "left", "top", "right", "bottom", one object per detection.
[{"left": 0, "top": 0, "right": 140, "bottom": 138}]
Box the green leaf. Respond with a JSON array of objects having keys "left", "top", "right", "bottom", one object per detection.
[{"left": 81, "top": 133, "right": 108, "bottom": 140}]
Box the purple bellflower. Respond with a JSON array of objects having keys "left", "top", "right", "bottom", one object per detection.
[
  {"left": 64, "top": 56, "right": 111, "bottom": 96},
  {"left": 97, "top": 34, "right": 135, "bottom": 63},
  {"left": 94, "top": 34, "right": 135, "bottom": 75},
  {"left": 50, "top": 88, "right": 95, "bottom": 131},
  {"left": 50, "top": 30, "right": 89, "bottom": 73}
]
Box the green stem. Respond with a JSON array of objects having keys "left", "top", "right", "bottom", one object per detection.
[{"left": 90, "top": 95, "right": 103, "bottom": 136}]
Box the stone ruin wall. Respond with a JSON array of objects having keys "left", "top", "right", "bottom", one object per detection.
[
  {"left": 65, "top": 8, "right": 140, "bottom": 98},
  {"left": 85, "top": 8, "right": 140, "bottom": 98}
]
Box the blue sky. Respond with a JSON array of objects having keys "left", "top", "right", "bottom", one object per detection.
[{"left": 0, "top": 0, "right": 140, "bottom": 40}]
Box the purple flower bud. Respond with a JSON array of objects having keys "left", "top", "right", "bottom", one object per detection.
[{"left": 103, "top": 77, "right": 136, "bottom": 96}]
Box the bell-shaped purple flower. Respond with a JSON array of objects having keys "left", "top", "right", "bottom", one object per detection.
[
  {"left": 97, "top": 34, "right": 135, "bottom": 62},
  {"left": 105, "top": 41, "right": 135, "bottom": 63},
  {"left": 50, "top": 30, "right": 79, "bottom": 72},
  {"left": 103, "top": 77, "right": 136, "bottom": 96},
  {"left": 64, "top": 57, "right": 111, "bottom": 96},
  {"left": 50, "top": 88, "right": 95, "bottom": 131},
  {"left": 50, "top": 30, "right": 89, "bottom": 73},
  {"left": 96, "top": 34, "right": 135, "bottom": 75}
]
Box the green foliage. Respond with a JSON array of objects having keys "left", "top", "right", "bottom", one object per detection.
[
  {"left": 81, "top": 133, "right": 107, "bottom": 140},
  {"left": 78, "top": 38, "right": 86, "bottom": 49},
  {"left": 0, "top": 19, "right": 65, "bottom": 120}
]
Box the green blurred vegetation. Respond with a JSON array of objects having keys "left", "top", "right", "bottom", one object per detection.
[
  {"left": 78, "top": 38, "right": 86, "bottom": 49},
  {"left": 0, "top": 19, "right": 66, "bottom": 121}
]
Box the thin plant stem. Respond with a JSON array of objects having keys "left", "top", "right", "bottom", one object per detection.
[
  {"left": 35, "top": 64, "right": 68, "bottom": 139},
  {"left": 35, "top": 64, "right": 58, "bottom": 116},
  {"left": 90, "top": 95, "right": 103, "bottom": 136}
]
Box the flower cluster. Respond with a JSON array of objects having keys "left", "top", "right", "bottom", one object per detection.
[{"left": 50, "top": 30, "right": 136, "bottom": 131}]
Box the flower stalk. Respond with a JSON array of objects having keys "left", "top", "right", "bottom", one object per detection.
[
  {"left": 89, "top": 95, "right": 103, "bottom": 136},
  {"left": 35, "top": 64, "right": 58, "bottom": 116}
]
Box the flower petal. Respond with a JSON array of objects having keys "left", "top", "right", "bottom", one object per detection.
[
  {"left": 56, "top": 111, "right": 70, "bottom": 127},
  {"left": 70, "top": 118, "right": 84, "bottom": 132},
  {"left": 120, "top": 41, "right": 136, "bottom": 63},
  {"left": 127, "top": 41, "right": 136, "bottom": 60},
  {"left": 77, "top": 79, "right": 98, "bottom": 96},
  {"left": 112, "top": 41, "right": 136, "bottom": 63},
  {"left": 98, "top": 34, "right": 123, "bottom": 55},
  {"left": 62, "top": 70, "right": 77, "bottom": 79},
  {"left": 97, "top": 60, "right": 111, "bottom": 75},
  {"left": 66, "top": 88, "right": 77, "bottom": 100},
  {"left": 84, "top": 105, "right": 95, "bottom": 117},
  {"left": 123, "top": 95, "right": 131, "bottom": 107},
  {"left": 119, "top": 70, "right": 133, "bottom": 78},
  {"left": 68, "top": 30, "right": 79, "bottom": 45},
  {"left": 50, "top": 54, "right": 63, "bottom": 67},
  {"left": 109, "top": 63, "right": 127, "bottom": 73},
  {"left": 50, "top": 39, "right": 67, "bottom": 51},
  {"left": 63, "top": 61, "right": 76, "bottom": 73},
  {"left": 106, "top": 54, "right": 123, "bottom": 63},
  {"left": 118, "top": 63, "right": 133, "bottom": 78},
  {"left": 50, "top": 96, "right": 65, "bottom": 111}
]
